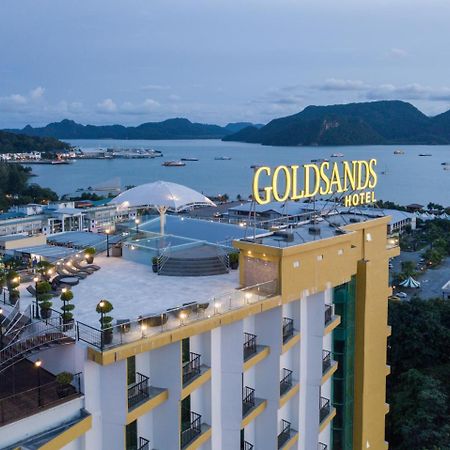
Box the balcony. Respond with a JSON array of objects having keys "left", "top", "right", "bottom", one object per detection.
[
  {"left": 242, "top": 386, "right": 256, "bottom": 416},
  {"left": 128, "top": 373, "right": 149, "bottom": 409},
  {"left": 181, "top": 410, "right": 201, "bottom": 448},
  {"left": 282, "top": 317, "right": 294, "bottom": 343},
  {"left": 322, "top": 350, "right": 332, "bottom": 374},
  {"left": 0, "top": 368, "right": 83, "bottom": 426},
  {"left": 182, "top": 352, "right": 201, "bottom": 386},
  {"left": 242, "top": 441, "right": 254, "bottom": 450},
  {"left": 319, "top": 396, "right": 331, "bottom": 423},
  {"left": 280, "top": 368, "right": 293, "bottom": 396},
  {"left": 277, "top": 419, "right": 298, "bottom": 449},
  {"left": 243, "top": 332, "right": 257, "bottom": 360},
  {"left": 137, "top": 437, "right": 150, "bottom": 450},
  {"left": 324, "top": 304, "right": 333, "bottom": 326}
]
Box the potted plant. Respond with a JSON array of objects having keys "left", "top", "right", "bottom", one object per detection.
[
  {"left": 85, "top": 247, "right": 96, "bottom": 264},
  {"left": 36, "top": 260, "right": 55, "bottom": 281},
  {"left": 37, "top": 280, "right": 53, "bottom": 319},
  {"left": 152, "top": 256, "right": 159, "bottom": 273},
  {"left": 60, "top": 289, "right": 75, "bottom": 329},
  {"left": 96, "top": 299, "right": 114, "bottom": 345},
  {"left": 229, "top": 252, "right": 239, "bottom": 270},
  {"left": 6, "top": 271, "right": 20, "bottom": 305},
  {"left": 55, "top": 371, "right": 74, "bottom": 398}
]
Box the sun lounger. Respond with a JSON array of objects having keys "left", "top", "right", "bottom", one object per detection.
[{"left": 74, "top": 260, "right": 100, "bottom": 271}]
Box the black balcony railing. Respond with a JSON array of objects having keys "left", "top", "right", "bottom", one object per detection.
[
  {"left": 243, "top": 332, "right": 257, "bottom": 360},
  {"left": 242, "top": 386, "right": 256, "bottom": 416},
  {"left": 280, "top": 368, "right": 293, "bottom": 396},
  {"left": 322, "top": 350, "right": 332, "bottom": 374},
  {"left": 137, "top": 437, "right": 150, "bottom": 450},
  {"left": 242, "top": 441, "right": 254, "bottom": 450},
  {"left": 128, "top": 372, "right": 149, "bottom": 409},
  {"left": 180, "top": 410, "right": 202, "bottom": 448},
  {"left": 277, "top": 419, "right": 292, "bottom": 448},
  {"left": 0, "top": 372, "right": 82, "bottom": 425},
  {"left": 182, "top": 352, "right": 201, "bottom": 385},
  {"left": 320, "top": 396, "right": 331, "bottom": 423},
  {"left": 282, "top": 317, "right": 294, "bottom": 343},
  {"left": 318, "top": 443, "right": 328, "bottom": 450},
  {"left": 324, "top": 304, "right": 333, "bottom": 326}
]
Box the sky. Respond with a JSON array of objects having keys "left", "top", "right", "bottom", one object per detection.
[{"left": 1, "top": 0, "right": 450, "bottom": 127}]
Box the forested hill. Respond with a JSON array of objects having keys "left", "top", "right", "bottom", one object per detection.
[
  {"left": 0, "top": 130, "right": 70, "bottom": 153},
  {"left": 6, "top": 118, "right": 261, "bottom": 140},
  {"left": 223, "top": 100, "right": 450, "bottom": 146}
]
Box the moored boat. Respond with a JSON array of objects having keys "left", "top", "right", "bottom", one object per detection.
[
  {"left": 162, "top": 160, "right": 186, "bottom": 167},
  {"left": 330, "top": 152, "right": 344, "bottom": 157},
  {"left": 215, "top": 156, "right": 232, "bottom": 160},
  {"left": 394, "top": 150, "right": 405, "bottom": 155},
  {"left": 181, "top": 157, "right": 199, "bottom": 161}
]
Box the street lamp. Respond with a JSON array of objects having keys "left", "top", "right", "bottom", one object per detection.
[
  {"left": 35, "top": 359, "right": 42, "bottom": 407},
  {"left": 0, "top": 307, "right": 3, "bottom": 350},
  {"left": 135, "top": 218, "right": 140, "bottom": 234},
  {"left": 105, "top": 230, "right": 110, "bottom": 257},
  {"left": 33, "top": 276, "right": 40, "bottom": 319},
  {"left": 98, "top": 300, "right": 105, "bottom": 325}
]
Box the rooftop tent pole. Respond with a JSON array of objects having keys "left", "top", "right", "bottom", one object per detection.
[{"left": 157, "top": 206, "right": 168, "bottom": 235}]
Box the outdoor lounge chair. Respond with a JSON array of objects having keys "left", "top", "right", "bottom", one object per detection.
[
  {"left": 26, "top": 284, "right": 63, "bottom": 298},
  {"left": 73, "top": 260, "right": 99, "bottom": 272},
  {"left": 52, "top": 275, "right": 79, "bottom": 287},
  {"left": 139, "top": 313, "right": 168, "bottom": 327},
  {"left": 64, "top": 264, "right": 91, "bottom": 277},
  {"left": 57, "top": 266, "right": 87, "bottom": 280}
]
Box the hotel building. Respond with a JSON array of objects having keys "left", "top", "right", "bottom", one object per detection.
[{"left": 0, "top": 208, "right": 398, "bottom": 450}]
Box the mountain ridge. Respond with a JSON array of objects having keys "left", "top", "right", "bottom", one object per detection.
[
  {"left": 223, "top": 100, "right": 450, "bottom": 146},
  {"left": 5, "top": 118, "right": 262, "bottom": 140}
]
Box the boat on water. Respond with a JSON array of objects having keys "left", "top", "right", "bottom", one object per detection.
[
  {"left": 444, "top": 167, "right": 450, "bottom": 171},
  {"left": 418, "top": 153, "right": 432, "bottom": 156},
  {"left": 51, "top": 159, "right": 72, "bottom": 165},
  {"left": 250, "top": 164, "right": 263, "bottom": 169},
  {"left": 181, "top": 157, "right": 199, "bottom": 161},
  {"left": 394, "top": 150, "right": 405, "bottom": 155},
  {"left": 311, "top": 158, "right": 329, "bottom": 163},
  {"left": 330, "top": 152, "right": 344, "bottom": 158},
  {"left": 441, "top": 162, "right": 450, "bottom": 166},
  {"left": 162, "top": 160, "right": 186, "bottom": 167},
  {"left": 215, "top": 156, "right": 232, "bottom": 160}
]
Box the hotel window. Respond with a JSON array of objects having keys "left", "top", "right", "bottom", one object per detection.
[
  {"left": 338, "top": 249, "right": 344, "bottom": 256},
  {"left": 317, "top": 255, "right": 324, "bottom": 261}
]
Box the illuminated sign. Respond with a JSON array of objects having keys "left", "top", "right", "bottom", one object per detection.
[{"left": 252, "top": 159, "right": 378, "bottom": 207}]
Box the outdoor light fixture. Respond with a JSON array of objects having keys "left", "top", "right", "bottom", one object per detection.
[
  {"left": 245, "top": 293, "right": 252, "bottom": 304},
  {"left": 99, "top": 301, "right": 105, "bottom": 308},
  {"left": 34, "top": 359, "right": 42, "bottom": 406},
  {"left": 141, "top": 323, "right": 147, "bottom": 337},
  {"left": 106, "top": 229, "right": 111, "bottom": 257},
  {"left": 214, "top": 301, "right": 221, "bottom": 314},
  {"left": 179, "top": 312, "right": 187, "bottom": 325}
]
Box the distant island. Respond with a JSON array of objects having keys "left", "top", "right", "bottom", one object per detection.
[
  {"left": 0, "top": 130, "right": 70, "bottom": 154},
  {"left": 5, "top": 119, "right": 263, "bottom": 141},
  {"left": 223, "top": 100, "right": 450, "bottom": 146}
]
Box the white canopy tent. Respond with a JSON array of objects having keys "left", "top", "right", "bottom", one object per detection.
[
  {"left": 110, "top": 181, "right": 216, "bottom": 235},
  {"left": 399, "top": 276, "right": 421, "bottom": 289}
]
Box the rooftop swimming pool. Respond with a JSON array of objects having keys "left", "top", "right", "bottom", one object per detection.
[{"left": 138, "top": 215, "right": 267, "bottom": 244}]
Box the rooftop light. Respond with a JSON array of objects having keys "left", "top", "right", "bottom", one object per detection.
[{"left": 34, "top": 359, "right": 42, "bottom": 368}]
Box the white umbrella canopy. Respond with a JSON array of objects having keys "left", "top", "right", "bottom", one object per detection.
[
  {"left": 399, "top": 276, "right": 421, "bottom": 288},
  {"left": 110, "top": 181, "right": 216, "bottom": 234}
]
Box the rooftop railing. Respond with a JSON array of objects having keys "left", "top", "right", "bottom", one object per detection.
[
  {"left": 280, "top": 368, "right": 293, "bottom": 396},
  {"left": 180, "top": 410, "right": 202, "bottom": 448},
  {"left": 182, "top": 352, "right": 201, "bottom": 386},
  {"left": 76, "top": 279, "right": 278, "bottom": 351},
  {"left": 282, "top": 317, "right": 294, "bottom": 343},
  {"left": 128, "top": 372, "right": 149, "bottom": 409},
  {"left": 320, "top": 396, "right": 331, "bottom": 423},
  {"left": 277, "top": 419, "right": 292, "bottom": 448},
  {"left": 0, "top": 372, "right": 82, "bottom": 425},
  {"left": 243, "top": 332, "right": 257, "bottom": 360}
]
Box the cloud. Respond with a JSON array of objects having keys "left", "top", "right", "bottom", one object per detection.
[
  {"left": 97, "top": 98, "right": 118, "bottom": 113},
  {"left": 388, "top": 47, "right": 408, "bottom": 59},
  {"left": 0, "top": 93, "right": 28, "bottom": 112},
  {"left": 30, "top": 86, "right": 45, "bottom": 100},
  {"left": 316, "top": 78, "right": 369, "bottom": 91},
  {"left": 141, "top": 84, "right": 171, "bottom": 91},
  {"left": 121, "top": 98, "right": 160, "bottom": 115},
  {"left": 313, "top": 79, "right": 450, "bottom": 102},
  {"left": 168, "top": 94, "right": 181, "bottom": 101}
]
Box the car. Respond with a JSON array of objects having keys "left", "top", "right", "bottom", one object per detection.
[
  {"left": 396, "top": 292, "right": 408, "bottom": 298},
  {"left": 388, "top": 263, "right": 393, "bottom": 269}
]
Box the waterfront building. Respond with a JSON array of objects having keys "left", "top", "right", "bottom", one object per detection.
[{"left": 0, "top": 202, "right": 398, "bottom": 450}]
